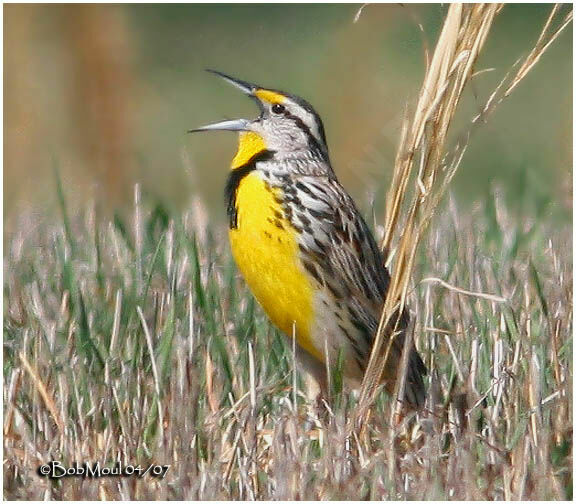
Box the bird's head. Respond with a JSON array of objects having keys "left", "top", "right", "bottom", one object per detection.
[{"left": 191, "top": 70, "right": 329, "bottom": 169}]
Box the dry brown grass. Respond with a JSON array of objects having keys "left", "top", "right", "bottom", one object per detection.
[
  {"left": 4, "top": 187, "right": 571, "bottom": 499},
  {"left": 358, "top": 2, "right": 572, "bottom": 418}
]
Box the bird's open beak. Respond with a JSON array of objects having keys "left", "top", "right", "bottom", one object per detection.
[
  {"left": 189, "top": 118, "right": 250, "bottom": 133},
  {"left": 189, "top": 70, "right": 261, "bottom": 133},
  {"left": 206, "top": 69, "right": 257, "bottom": 95}
]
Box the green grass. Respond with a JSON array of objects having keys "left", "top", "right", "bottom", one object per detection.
[{"left": 3, "top": 184, "right": 572, "bottom": 499}]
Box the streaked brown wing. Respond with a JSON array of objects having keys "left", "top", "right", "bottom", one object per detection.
[{"left": 285, "top": 175, "right": 426, "bottom": 407}]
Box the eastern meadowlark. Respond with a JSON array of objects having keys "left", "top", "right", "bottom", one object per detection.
[{"left": 193, "top": 70, "right": 426, "bottom": 408}]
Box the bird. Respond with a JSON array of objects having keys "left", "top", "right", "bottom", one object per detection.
[{"left": 191, "top": 70, "right": 426, "bottom": 409}]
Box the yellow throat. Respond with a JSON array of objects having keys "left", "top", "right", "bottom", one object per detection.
[{"left": 227, "top": 131, "right": 320, "bottom": 360}]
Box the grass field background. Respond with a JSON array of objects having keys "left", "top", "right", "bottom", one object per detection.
[
  {"left": 3, "top": 3, "right": 573, "bottom": 501},
  {"left": 4, "top": 177, "right": 572, "bottom": 499}
]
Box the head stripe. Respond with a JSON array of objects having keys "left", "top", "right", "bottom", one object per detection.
[{"left": 254, "top": 89, "right": 285, "bottom": 104}]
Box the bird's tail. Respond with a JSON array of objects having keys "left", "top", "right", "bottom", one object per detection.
[
  {"left": 379, "top": 310, "right": 427, "bottom": 410},
  {"left": 402, "top": 347, "right": 427, "bottom": 410},
  {"left": 381, "top": 332, "right": 427, "bottom": 411}
]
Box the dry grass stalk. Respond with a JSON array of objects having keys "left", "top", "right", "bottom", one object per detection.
[
  {"left": 356, "top": 3, "right": 503, "bottom": 421},
  {"left": 356, "top": 2, "right": 572, "bottom": 420},
  {"left": 18, "top": 351, "right": 65, "bottom": 434},
  {"left": 503, "top": 4, "right": 573, "bottom": 99}
]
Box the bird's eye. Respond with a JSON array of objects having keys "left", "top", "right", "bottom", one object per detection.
[{"left": 271, "top": 103, "right": 285, "bottom": 115}]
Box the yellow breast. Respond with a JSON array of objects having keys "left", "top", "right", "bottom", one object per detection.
[{"left": 229, "top": 171, "right": 322, "bottom": 361}]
